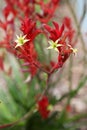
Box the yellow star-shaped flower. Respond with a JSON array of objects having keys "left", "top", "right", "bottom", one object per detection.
[
  {"left": 47, "top": 39, "right": 63, "bottom": 52},
  {"left": 71, "top": 48, "right": 78, "bottom": 55},
  {"left": 68, "top": 44, "right": 78, "bottom": 55},
  {"left": 15, "top": 34, "right": 29, "bottom": 48}
]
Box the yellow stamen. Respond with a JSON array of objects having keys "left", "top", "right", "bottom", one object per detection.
[
  {"left": 15, "top": 34, "right": 29, "bottom": 48},
  {"left": 47, "top": 39, "right": 63, "bottom": 52}
]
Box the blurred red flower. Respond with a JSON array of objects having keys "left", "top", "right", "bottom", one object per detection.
[{"left": 37, "top": 96, "right": 50, "bottom": 119}]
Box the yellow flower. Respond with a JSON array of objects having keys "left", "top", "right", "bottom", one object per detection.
[
  {"left": 68, "top": 44, "right": 78, "bottom": 55},
  {"left": 71, "top": 48, "right": 78, "bottom": 54},
  {"left": 47, "top": 105, "right": 53, "bottom": 111},
  {"left": 15, "top": 34, "right": 29, "bottom": 48},
  {"left": 47, "top": 39, "right": 63, "bottom": 52}
]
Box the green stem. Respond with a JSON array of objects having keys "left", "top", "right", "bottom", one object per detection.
[{"left": 40, "top": 74, "right": 50, "bottom": 99}]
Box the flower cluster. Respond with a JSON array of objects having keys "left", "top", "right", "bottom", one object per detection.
[
  {"left": 0, "top": 0, "right": 77, "bottom": 119},
  {"left": 14, "top": 15, "right": 77, "bottom": 118},
  {"left": 3, "top": 0, "right": 60, "bottom": 23},
  {"left": 0, "top": 0, "right": 60, "bottom": 50},
  {"left": 15, "top": 17, "right": 41, "bottom": 76},
  {"left": 0, "top": 0, "right": 60, "bottom": 76},
  {"left": 15, "top": 17, "right": 77, "bottom": 76},
  {"left": 44, "top": 20, "right": 77, "bottom": 73}
]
